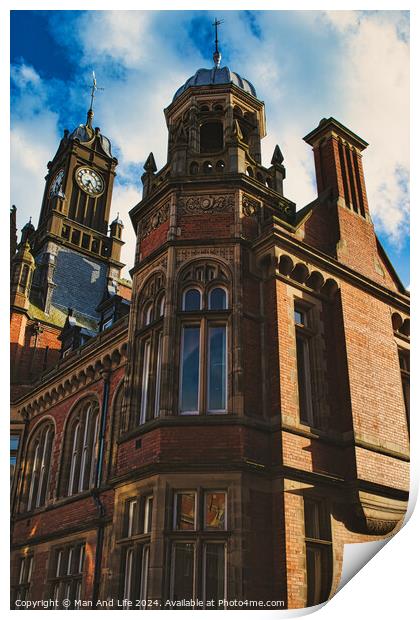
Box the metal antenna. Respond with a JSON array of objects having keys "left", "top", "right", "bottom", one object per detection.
[{"left": 212, "top": 18, "right": 224, "bottom": 68}]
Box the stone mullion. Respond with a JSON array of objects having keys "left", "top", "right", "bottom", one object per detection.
[{"left": 147, "top": 477, "right": 167, "bottom": 604}]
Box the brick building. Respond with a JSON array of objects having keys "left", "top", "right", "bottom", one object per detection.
[{"left": 10, "top": 51, "right": 410, "bottom": 610}]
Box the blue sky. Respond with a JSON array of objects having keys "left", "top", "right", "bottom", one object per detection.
[{"left": 10, "top": 10, "right": 410, "bottom": 285}]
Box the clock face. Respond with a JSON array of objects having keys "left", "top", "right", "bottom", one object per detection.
[
  {"left": 75, "top": 167, "right": 104, "bottom": 196},
  {"left": 49, "top": 169, "right": 64, "bottom": 197}
]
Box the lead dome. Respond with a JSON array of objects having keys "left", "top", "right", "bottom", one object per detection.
[{"left": 173, "top": 66, "right": 257, "bottom": 101}]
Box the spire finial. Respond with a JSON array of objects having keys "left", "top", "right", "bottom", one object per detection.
[
  {"left": 87, "top": 71, "right": 104, "bottom": 128},
  {"left": 212, "top": 18, "right": 224, "bottom": 68}
]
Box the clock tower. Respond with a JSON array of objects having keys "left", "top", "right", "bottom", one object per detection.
[{"left": 30, "top": 102, "right": 124, "bottom": 324}]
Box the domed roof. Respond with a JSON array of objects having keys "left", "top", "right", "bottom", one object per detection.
[
  {"left": 173, "top": 66, "right": 257, "bottom": 101},
  {"left": 69, "top": 111, "right": 113, "bottom": 158}
]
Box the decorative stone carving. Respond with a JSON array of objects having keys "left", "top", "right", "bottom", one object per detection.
[
  {"left": 242, "top": 194, "right": 261, "bottom": 217},
  {"left": 179, "top": 194, "right": 234, "bottom": 215},
  {"left": 176, "top": 246, "right": 234, "bottom": 266},
  {"left": 140, "top": 203, "right": 170, "bottom": 239},
  {"left": 365, "top": 517, "right": 399, "bottom": 535},
  {"left": 277, "top": 198, "right": 295, "bottom": 218}
]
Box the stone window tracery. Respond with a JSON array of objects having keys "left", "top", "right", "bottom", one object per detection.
[
  {"left": 178, "top": 261, "right": 231, "bottom": 416},
  {"left": 22, "top": 421, "right": 54, "bottom": 512}
]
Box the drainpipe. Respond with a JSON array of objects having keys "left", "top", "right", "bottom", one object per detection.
[{"left": 92, "top": 369, "right": 110, "bottom": 605}]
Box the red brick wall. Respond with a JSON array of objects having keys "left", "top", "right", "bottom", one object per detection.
[
  {"left": 140, "top": 221, "right": 169, "bottom": 259},
  {"left": 11, "top": 312, "right": 62, "bottom": 395},
  {"left": 178, "top": 212, "right": 234, "bottom": 239},
  {"left": 339, "top": 282, "right": 409, "bottom": 458}
]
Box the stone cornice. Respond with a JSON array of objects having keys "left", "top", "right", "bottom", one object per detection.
[{"left": 11, "top": 316, "right": 129, "bottom": 417}]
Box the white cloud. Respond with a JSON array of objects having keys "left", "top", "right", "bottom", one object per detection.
[
  {"left": 10, "top": 10, "right": 409, "bottom": 279},
  {"left": 11, "top": 64, "right": 60, "bottom": 232},
  {"left": 109, "top": 183, "right": 141, "bottom": 276}
]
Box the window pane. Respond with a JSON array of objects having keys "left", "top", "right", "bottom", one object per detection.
[
  {"left": 183, "top": 289, "right": 201, "bottom": 311},
  {"left": 127, "top": 499, "right": 138, "bottom": 537},
  {"left": 174, "top": 492, "right": 196, "bottom": 530},
  {"left": 296, "top": 335, "right": 312, "bottom": 424},
  {"left": 208, "top": 326, "right": 227, "bottom": 411},
  {"left": 159, "top": 295, "right": 166, "bottom": 317},
  {"left": 204, "top": 543, "right": 225, "bottom": 608},
  {"left": 140, "top": 546, "right": 150, "bottom": 605},
  {"left": 295, "top": 309, "right": 305, "bottom": 325},
  {"left": 144, "top": 496, "right": 153, "bottom": 534},
  {"left": 170, "top": 543, "right": 195, "bottom": 604},
  {"left": 11, "top": 435, "right": 20, "bottom": 451},
  {"left": 180, "top": 327, "right": 200, "bottom": 413},
  {"left": 306, "top": 544, "right": 332, "bottom": 606},
  {"left": 205, "top": 492, "right": 226, "bottom": 530},
  {"left": 209, "top": 288, "right": 227, "bottom": 310},
  {"left": 154, "top": 333, "right": 163, "bottom": 418},
  {"left": 144, "top": 304, "right": 153, "bottom": 325},
  {"left": 140, "top": 341, "right": 151, "bottom": 424},
  {"left": 123, "top": 548, "right": 133, "bottom": 600}
]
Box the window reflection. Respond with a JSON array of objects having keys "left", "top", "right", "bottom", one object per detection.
[
  {"left": 175, "top": 492, "right": 196, "bottom": 530},
  {"left": 183, "top": 289, "right": 201, "bottom": 311},
  {"left": 209, "top": 287, "right": 227, "bottom": 310},
  {"left": 205, "top": 492, "right": 226, "bottom": 530},
  {"left": 180, "top": 327, "right": 200, "bottom": 413}
]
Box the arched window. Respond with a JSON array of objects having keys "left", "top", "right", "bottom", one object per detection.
[
  {"left": 178, "top": 263, "right": 230, "bottom": 416},
  {"left": 183, "top": 288, "right": 202, "bottom": 311},
  {"left": 200, "top": 122, "right": 223, "bottom": 153},
  {"left": 190, "top": 162, "right": 199, "bottom": 175},
  {"left": 135, "top": 273, "right": 166, "bottom": 428},
  {"left": 64, "top": 400, "right": 100, "bottom": 496},
  {"left": 25, "top": 422, "right": 54, "bottom": 511},
  {"left": 19, "top": 265, "right": 30, "bottom": 290},
  {"left": 209, "top": 287, "right": 227, "bottom": 310}
]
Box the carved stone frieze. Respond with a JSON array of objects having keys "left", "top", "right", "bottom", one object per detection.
[
  {"left": 140, "top": 203, "right": 170, "bottom": 239},
  {"left": 176, "top": 246, "right": 234, "bottom": 266},
  {"left": 178, "top": 194, "right": 235, "bottom": 215}
]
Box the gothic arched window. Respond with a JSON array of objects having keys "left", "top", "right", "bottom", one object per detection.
[
  {"left": 208, "top": 287, "right": 227, "bottom": 310},
  {"left": 24, "top": 421, "right": 54, "bottom": 512},
  {"left": 183, "top": 288, "right": 202, "bottom": 311},
  {"left": 178, "top": 262, "right": 231, "bottom": 415},
  {"left": 62, "top": 399, "right": 100, "bottom": 496},
  {"left": 135, "top": 272, "right": 166, "bottom": 427}
]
